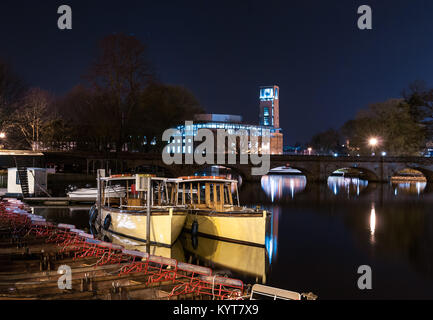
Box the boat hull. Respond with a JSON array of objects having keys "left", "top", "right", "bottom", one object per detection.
[
  {"left": 184, "top": 211, "right": 268, "bottom": 247},
  {"left": 100, "top": 207, "right": 187, "bottom": 246}
]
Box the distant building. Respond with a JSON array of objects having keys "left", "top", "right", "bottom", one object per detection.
[
  {"left": 171, "top": 85, "right": 284, "bottom": 155},
  {"left": 259, "top": 85, "right": 283, "bottom": 154},
  {"left": 425, "top": 140, "right": 433, "bottom": 157},
  {"left": 259, "top": 85, "right": 279, "bottom": 128}
]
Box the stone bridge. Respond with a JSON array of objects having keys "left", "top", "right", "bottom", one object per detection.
[{"left": 45, "top": 152, "right": 433, "bottom": 183}]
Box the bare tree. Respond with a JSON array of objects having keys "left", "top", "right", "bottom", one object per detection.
[
  {"left": 0, "top": 59, "right": 26, "bottom": 144},
  {"left": 14, "top": 88, "right": 52, "bottom": 150},
  {"left": 0, "top": 59, "right": 26, "bottom": 110},
  {"left": 86, "top": 33, "right": 154, "bottom": 150}
]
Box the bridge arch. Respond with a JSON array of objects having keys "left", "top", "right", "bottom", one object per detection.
[
  {"left": 389, "top": 166, "right": 433, "bottom": 183},
  {"left": 325, "top": 165, "right": 379, "bottom": 182},
  {"left": 268, "top": 165, "right": 309, "bottom": 176},
  {"left": 265, "top": 163, "right": 314, "bottom": 182}
]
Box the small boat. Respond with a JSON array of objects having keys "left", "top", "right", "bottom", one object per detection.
[
  {"left": 249, "top": 284, "right": 318, "bottom": 300},
  {"left": 96, "top": 174, "right": 187, "bottom": 246},
  {"left": 67, "top": 185, "right": 126, "bottom": 199},
  {"left": 177, "top": 176, "right": 269, "bottom": 247}
]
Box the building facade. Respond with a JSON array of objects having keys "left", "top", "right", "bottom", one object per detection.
[{"left": 170, "top": 85, "right": 283, "bottom": 155}]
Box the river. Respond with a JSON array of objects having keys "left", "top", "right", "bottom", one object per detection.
[{"left": 30, "top": 174, "right": 433, "bottom": 299}]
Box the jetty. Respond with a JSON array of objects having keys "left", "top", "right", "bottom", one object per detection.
[{"left": 22, "top": 197, "right": 95, "bottom": 206}]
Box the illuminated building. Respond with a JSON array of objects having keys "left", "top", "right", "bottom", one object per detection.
[
  {"left": 259, "top": 85, "right": 283, "bottom": 154},
  {"left": 170, "top": 85, "right": 284, "bottom": 155},
  {"left": 259, "top": 85, "right": 279, "bottom": 128}
]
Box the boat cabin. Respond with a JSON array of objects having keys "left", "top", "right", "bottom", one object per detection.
[
  {"left": 176, "top": 176, "right": 240, "bottom": 211},
  {"left": 100, "top": 174, "right": 179, "bottom": 210}
]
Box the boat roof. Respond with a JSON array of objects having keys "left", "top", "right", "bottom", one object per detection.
[
  {"left": 101, "top": 175, "right": 168, "bottom": 182},
  {"left": 100, "top": 175, "right": 237, "bottom": 183},
  {"left": 8, "top": 167, "right": 46, "bottom": 171},
  {"left": 177, "top": 176, "right": 238, "bottom": 184},
  {"left": 251, "top": 284, "right": 301, "bottom": 300}
]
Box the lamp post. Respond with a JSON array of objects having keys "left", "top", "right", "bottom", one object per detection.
[{"left": 0, "top": 132, "right": 6, "bottom": 149}]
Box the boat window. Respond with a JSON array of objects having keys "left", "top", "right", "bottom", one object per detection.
[
  {"left": 216, "top": 183, "right": 221, "bottom": 203},
  {"left": 208, "top": 183, "right": 214, "bottom": 206},
  {"left": 167, "top": 182, "right": 177, "bottom": 205},
  {"left": 191, "top": 182, "right": 199, "bottom": 204},
  {"left": 199, "top": 183, "right": 206, "bottom": 204},
  {"left": 232, "top": 182, "right": 239, "bottom": 205},
  {"left": 224, "top": 184, "right": 232, "bottom": 205},
  {"left": 153, "top": 181, "right": 164, "bottom": 205},
  {"left": 182, "top": 183, "right": 186, "bottom": 205}
]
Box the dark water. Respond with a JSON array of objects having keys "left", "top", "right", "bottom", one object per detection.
[
  {"left": 248, "top": 175, "right": 433, "bottom": 299},
  {"left": 31, "top": 175, "right": 433, "bottom": 299}
]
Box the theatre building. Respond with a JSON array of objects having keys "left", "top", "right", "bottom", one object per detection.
[{"left": 171, "top": 85, "right": 283, "bottom": 155}]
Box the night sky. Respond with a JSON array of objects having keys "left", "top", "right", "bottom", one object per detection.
[{"left": 2, "top": 0, "right": 433, "bottom": 144}]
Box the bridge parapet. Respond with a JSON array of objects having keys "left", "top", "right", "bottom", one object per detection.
[{"left": 43, "top": 152, "right": 433, "bottom": 183}]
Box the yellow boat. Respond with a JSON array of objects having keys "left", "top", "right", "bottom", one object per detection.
[
  {"left": 177, "top": 176, "right": 269, "bottom": 247},
  {"left": 96, "top": 174, "right": 187, "bottom": 246}
]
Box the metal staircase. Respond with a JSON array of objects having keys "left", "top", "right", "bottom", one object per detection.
[
  {"left": 13, "top": 156, "right": 31, "bottom": 198},
  {"left": 16, "top": 166, "right": 30, "bottom": 198}
]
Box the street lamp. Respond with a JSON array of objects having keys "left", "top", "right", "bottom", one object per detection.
[
  {"left": 368, "top": 137, "right": 379, "bottom": 155},
  {"left": 307, "top": 147, "right": 312, "bottom": 155},
  {"left": 0, "top": 132, "right": 6, "bottom": 150},
  {"left": 368, "top": 137, "right": 378, "bottom": 147}
]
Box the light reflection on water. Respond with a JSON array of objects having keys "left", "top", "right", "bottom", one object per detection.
[
  {"left": 254, "top": 174, "right": 433, "bottom": 299},
  {"left": 327, "top": 176, "right": 369, "bottom": 197},
  {"left": 265, "top": 206, "right": 279, "bottom": 266},
  {"left": 261, "top": 175, "right": 307, "bottom": 201},
  {"left": 391, "top": 181, "right": 427, "bottom": 196},
  {"left": 30, "top": 174, "right": 433, "bottom": 299}
]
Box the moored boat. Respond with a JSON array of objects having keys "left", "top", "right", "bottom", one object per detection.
[
  {"left": 177, "top": 176, "right": 269, "bottom": 247},
  {"left": 67, "top": 185, "right": 126, "bottom": 199},
  {"left": 96, "top": 174, "right": 187, "bottom": 246}
]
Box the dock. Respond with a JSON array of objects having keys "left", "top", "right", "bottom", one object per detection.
[
  {"left": 23, "top": 197, "right": 95, "bottom": 206},
  {"left": 0, "top": 199, "right": 247, "bottom": 300}
]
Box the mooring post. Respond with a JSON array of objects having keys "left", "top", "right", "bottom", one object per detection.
[
  {"left": 146, "top": 176, "right": 151, "bottom": 252},
  {"left": 96, "top": 169, "right": 106, "bottom": 230}
]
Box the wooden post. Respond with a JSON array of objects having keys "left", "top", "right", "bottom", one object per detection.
[
  {"left": 97, "top": 169, "right": 106, "bottom": 230},
  {"left": 146, "top": 177, "right": 151, "bottom": 250}
]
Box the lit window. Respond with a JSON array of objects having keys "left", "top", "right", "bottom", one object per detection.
[{"left": 260, "top": 88, "right": 274, "bottom": 100}]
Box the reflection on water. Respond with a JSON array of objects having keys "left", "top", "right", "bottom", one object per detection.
[
  {"left": 30, "top": 174, "right": 433, "bottom": 299},
  {"left": 370, "top": 205, "right": 376, "bottom": 244},
  {"left": 261, "top": 175, "right": 307, "bottom": 201},
  {"left": 251, "top": 178, "right": 433, "bottom": 299},
  {"left": 180, "top": 233, "right": 268, "bottom": 284},
  {"left": 391, "top": 181, "right": 427, "bottom": 196},
  {"left": 30, "top": 205, "right": 273, "bottom": 285},
  {"left": 103, "top": 231, "right": 186, "bottom": 262},
  {"left": 265, "top": 206, "right": 279, "bottom": 266},
  {"left": 327, "top": 176, "right": 368, "bottom": 197}
]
